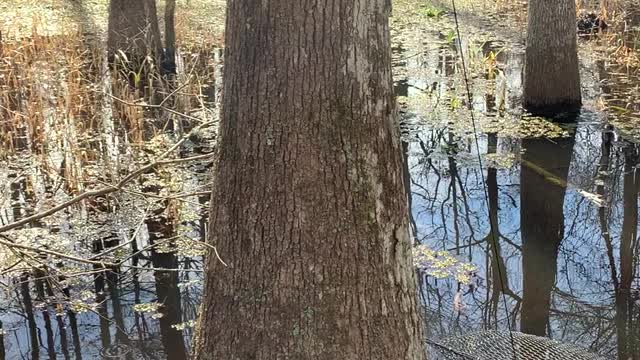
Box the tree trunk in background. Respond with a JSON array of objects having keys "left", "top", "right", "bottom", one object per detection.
[
  {"left": 33, "top": 268, "right": 57, "bottom": 360},
  {"left": 524, "top": 0, "right": 581, "bottom": 115},
  {"left": 107, "top": 0, "right": 163, "bottom": 61},
  {"left": 0, "top": 319, "right": 5, "bottom": 360},
  {"left": 62, "top": 283, "right": 83, "bottom": 360},
  {"left": 145, "top": 201, "right": 188, "bottom": 360},
  {"left": 92, "top": 249, "right": 112, "bottom": 350},
  {"left": 520, "top": 135, "right": 575, "bottom": 336},
  {"left": 616, "top": 144, "right": 639, "bottom": 360},
  {"left": 194, "top": 0, "right": 425, "bottom": 358},
  {"left": 486, "top": 132, "right": 518, "bottom": 325},
  {"left": 19, "top": 273, "right": 40, "bottom": 360},
  {"left": 163, "top": 0, "right": 177, "bottom": 74}
]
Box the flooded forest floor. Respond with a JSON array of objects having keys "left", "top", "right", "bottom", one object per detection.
[{"left": 1, "top": 0, "right": 640, "bottom": 358}]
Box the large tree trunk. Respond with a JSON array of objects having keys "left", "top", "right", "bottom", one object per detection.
[
  {"left": 524, "top": 0, "right": 581, "bottom": 115},
  {"left": 520, "top": 135, "right": 575, "bottom": 336},
  {"left": 107, "top": 0, "right": 163, "bottom": 61},
  {"left": 194, "top": 0, "right": 426, "bottom": 358}
]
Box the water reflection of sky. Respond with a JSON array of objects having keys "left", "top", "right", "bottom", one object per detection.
[{"left": 399, "top": 21, "right": 638, "bottom": 356}]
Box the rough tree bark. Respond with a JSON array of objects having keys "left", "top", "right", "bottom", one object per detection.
[
  {"left": 107, "top": 0, "right": 163, "bottom": 61},
  {"left": 194, "top": 0, "right": 426, "bottom": 358},
  {"left": 524, "top": 0, "right": 581, "bottom": 115}
]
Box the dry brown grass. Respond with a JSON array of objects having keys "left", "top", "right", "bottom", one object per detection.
[
  {"left": 0, "top": 0, "right": 224, "bottom": 196},
  {"left": 0, "top": 0, "right": 226, "bottom": 40}
]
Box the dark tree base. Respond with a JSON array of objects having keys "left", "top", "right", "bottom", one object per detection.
[{"left": 524, "top": 102, "right": 582, "bottom": 122}]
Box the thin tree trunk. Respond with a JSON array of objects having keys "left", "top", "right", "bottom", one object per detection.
[
  {"left": 163, "top": 0, "right": 177, "bottom": 74},
  {"left": 20, "top": 273, "right": 40, "bottom": 360},
  {"left": 62, "top": 285, "right": 83, "bottom": 360},
  {"left": 194, "top": 0, "right": 425, "bottom": 358},
  {"left": 33, "top": 269, "right": 57, "bottom": 360},
  {"left": 92, "top": 255, "right": 111, "bottom": 350},
  {"left": 402, "top": 141, "right": 419, "bottom": 240},
  {"left": 616, "top": 144, "right": 639, "bottom": 360},
  {"left": 107, "top": 266, "right": 129, "bottom": 346},
  {"left": 0, "top": 319, "right": 5, "bottom": 360},
  {"left": 146, "top": 203, "right": 188, "bottom": 360},
  {"left": 486, "top": 132, "right": 519, "bottom": 327},
  {"left": 524, "top": 0, "right": 581, "bottom": 115}
]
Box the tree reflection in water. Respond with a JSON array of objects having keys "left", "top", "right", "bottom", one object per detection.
[{"left": 399, "top": 27, "right": 640, "bottom": 356}]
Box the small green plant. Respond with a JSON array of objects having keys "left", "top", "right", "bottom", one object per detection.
[
  {"left": 445, "top": 28, "right": 457, "bottom": 44},
  {"left": 450, "top": 94, "right": 461, "bottom": 110},
  {"left": 483, "top": 50, "right": 499, "bottom": 79},
  {"left": 421, "top": 4, "right": 445, "bottom": 18}
]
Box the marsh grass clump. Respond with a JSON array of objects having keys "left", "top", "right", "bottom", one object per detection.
[
  {"left": 0, "top": 28, "right": 101, "bottom": 162},
  {"left": 444, "top": 28, "right": 457, "bottom": 45},
  {"left": 0, "top": 0, "right": 222, "bottom": 308}
]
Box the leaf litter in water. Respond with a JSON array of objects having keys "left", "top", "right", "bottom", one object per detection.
[{"left": 413, "top": 244, "right": 477, "bottom": 285}]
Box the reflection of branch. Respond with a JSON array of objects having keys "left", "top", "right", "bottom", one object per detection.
[
  {"left": 453, "top": 165, "right": 476, "bottom": 240},
  {"left": 595, "top": 139, "right": 619, "bottom": 289},
  {"left": 521, "top": 159, "right": 603, "bottom": 206},
  {"left": 440, "top": 179, "right": 454, "bottom": 243},
  {"left": 93, "top": 178, "right": 210, "bottom": 208},
  {"left": 447, "top": 238, "right": 486, "bottom": 251},
  {"left": 5, "top": 268, "right": 109, "bottom": 290},
  {"left": 498, "top": 233, "right": 521, "bottom": 252},
  {"left": 0, "top": 119, "right": 215, "bottom": 234},
  {"left": 0, "top": 259, "right": 23, "bottom": 275},
  {"left": 0, "top": 234, "right": 118, "bottom": 267},
  {"left": 552, "top": 287, "right": 614, "bottom": 320},
  {"left": 89, "top": 209, "right": 149, "bottom": 261},
  {"left": 0, "top": 153, "right": 211, "bottom": 234},
  {"left": 600, "top": 204, "right": 619, "bottom": 289}
]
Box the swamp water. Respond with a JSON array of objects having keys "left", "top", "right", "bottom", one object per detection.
[{"left": 1, "top": 2, "right": 640, "bottom": 359}]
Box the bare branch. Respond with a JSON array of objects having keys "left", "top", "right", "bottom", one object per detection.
[
  {"left": 107, "top": 92, "right": 208, "bottom": 124},
  {"left": 0, "top": 234, "right": 118, "bottom": 267}
]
